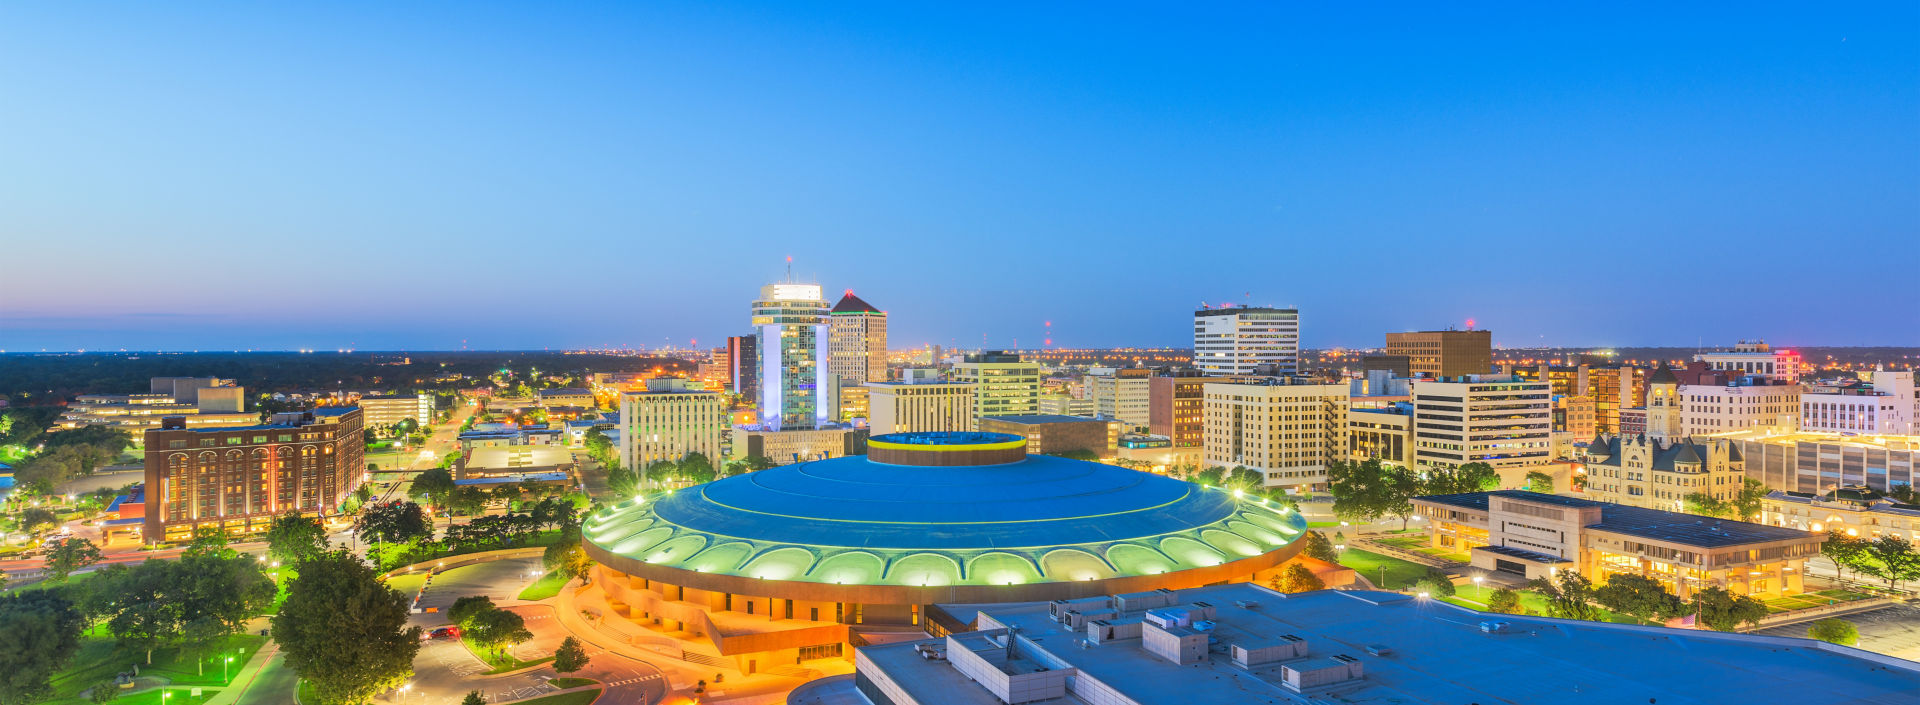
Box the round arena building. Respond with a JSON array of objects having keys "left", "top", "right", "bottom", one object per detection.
[{"left": 579, "top": 432, "right": 1309, "bottom": 673}]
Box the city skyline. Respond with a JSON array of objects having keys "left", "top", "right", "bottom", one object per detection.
[{"left": 3, "top": 3, "right": 1916, "bottom": 350}]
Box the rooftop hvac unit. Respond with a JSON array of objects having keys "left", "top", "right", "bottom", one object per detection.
[
  {"left": 1233, "top": 600, "right": 1261, "bottom": 609},
  {"left": 1479, "top": 621, "right": 1512, "bottom": 634}
]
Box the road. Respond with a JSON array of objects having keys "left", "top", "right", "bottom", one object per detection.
[{"left": 507, "top": 603, "right": 669, "bottom": 705}]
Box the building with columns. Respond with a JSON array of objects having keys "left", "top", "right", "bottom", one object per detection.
[
  {"left": 619, "top": 379, "right": 726, "bottom": 473},
  {"left": 1202, "top": 378, "right": 1349, "bottom": 489},
  {"left": 1413, "top": 490, "right": 1822, "bottom": 599},
  {"left": 866, "top": 379, "right": 975, "bottom": 436}
]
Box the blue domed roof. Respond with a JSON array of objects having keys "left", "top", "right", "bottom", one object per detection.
[
  {"left": 584, "top": 446, "right": 1307, "bottom": 586},
  {"left": 655, "top": 454, "right": 1235, "bottom": 549}
]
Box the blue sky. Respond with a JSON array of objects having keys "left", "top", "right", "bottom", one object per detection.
[{"left": 2, "top": 2, "right": 1915, "bottom": 351}]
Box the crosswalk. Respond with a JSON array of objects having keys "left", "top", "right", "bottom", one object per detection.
[{"left": 605, "top": 673, "right": 664, "bottom": 687}]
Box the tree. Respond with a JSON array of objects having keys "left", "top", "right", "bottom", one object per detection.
[
  {"left": 88, "top": 680, "right": 119, "bottom": 703},
  {"left": 491, "top": 484, "right": 523, "bottom": 510},
  {"left": 544, "top": 535, "right": 595, "bottom": 587},
  {"left": 450, "top": 487, "right": 489, "bottom": 517},
  {"left": 1414, "top": 568, "right": 1456, "bottom": 598},
  {"left": 1486, "top": 588, "right": 1524, "bottom": 615},
  {"left": 1300, "top": 530, "right": 1340, "bottom": 563},
  {"left": 183, "top": 527, "right": 237, "bottom": 560},
  {"left": 1807, "top": 618, "right": 1860, "bottom": 646},
  {"left": 272, "top": 551, "right": 420, "bottom": 705},
  {"left": 744, "top": 455, "right": 777, "bottom": 472},
  {"left": 1224, "top": 466, "right": 1265, "bottom": 491},
  {"left": 1683, "top": 479, "right": 1770, "bottom": 521},
  {"left": 353, "top": 483, "right": 375, "bottom": 506},
  {"left": 1691, "top": 586, "right": 1767, "bottom": 632},
  {"left": 409, "top": 467, "right": 458, "bottom": 514},
  {"left": 1682, "top": 492, "right": 1730, "bottom": 519},
  {"left": 1524, "top": 470, "right": 1554, "bottom": 494},
  {"left": 553, "top": 636, "right": 590, "bottom": 674},
  {"left": 44, "top": 538, "right": 103, "bottom": 582},
  {"left": 1858, "top": 535, "right": 1920, "bottom": 590},
  {"left": 642, "top": 460, "right": 679, "bottom": 487},
  {"left": 1592, "top": 574, "right": 1688, "bottom": 624},
  {"left": 15, "top": 507, "right": 57, "bottom": 536},
  {"left": 1191, "top": 466, "right": 1227, "bottom": 486},
  {"left": 1823, "top": 530, "right": 1870, "bottom": 581},
  {"left": 1272, "top": 563, "right": 1324, "bottom": 593},
  {"left": 448, "top": 596, "right": 496, "bottom": 628},
  {"left": 679, "top": 452, "right": 716, "bottom": 485},
  {"left": 1327, "top": 459, "right": 1421, "bottom": 529},
  {"left": 354, "top": 502, "right": 431, "bottom": 553},
  {"left": 102, "top": 562, "right": 178, "bottom": 664},
  {"left": 0, "top": 591, "right": 85, "bottom": 705},
  {"left": 605, "top": 460, "right": 640, "bottom": 498},
  {"left": 177, "top": 554, "right": 276, "bottom": 648},
  {"left": 461, "top": 692, "right": 485, "bottom": 705},
  {"left": 1528, "top": 571, "right": 1602, "bottom": 621},
  {"left": 465, "top": 607, "right": 532, "bottom": 658},
  {"left": 1423, "top": 462, "right": 1500, "bottom": 495},
  {"left": 266, "top": 513, "right": 330, "bottom": 565}
]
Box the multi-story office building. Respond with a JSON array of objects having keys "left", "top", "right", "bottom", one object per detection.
[
  {"left": 1762, "top": 486, "right": 1920, "bottom": 543},
  {"left": 142, "top": 407, "right": 364, "bottom": 542},
  {"left": 1680, "top": 377, "right": 1800, "bottom": 437},
  {"left": 866, "top": 379, "right": 975, "bottom": 436},
  {"left": 1712, "top": 429, "right": 1920, "bottom": 494},
  {"left": 1192, "top": 305, "right": 1299, "bottom": 376},
  {"left": 1695, "top": 340, "right": 1802, "bottom": 383},
  {"left": 752, "top": 281, "right": 834, "bottom": 430},
  {"left": 1801, "top": 369, "right": 1916, "bottom": 435},
  {"left": 619, "top": 378, "right": 726, "bottom": 473},
  {"left": 1202, "top": 378, "right": 1349, "bottom": 488},
  {"left": 1553, "top": 394, "right": 1596, "bottom": 440},
  {"left": 60, "top": 377, "right": 253, "bottom": 436},
  {"left": 950, "top": 351, "right": 1041, "bottom": 422},
  {"left": 1086, "top": 368, "right": 1151, "bottom": 430},
  {"left": 1579, "top": 434, "right": 1747, "bottom": 513},
  {"left": 828, "top": 291, "right": 887, "bottom": 387},
  {"left": 358, "top": 394, "right": 432, "bottom": 428},
  {"left": 1036, "top": 394, "right": 1094, "bottom": 417},
  {"left": 1409, "top": 375, "right": 1552, "bottom": 471},
  {"left": 150, "top": 377, "right": 240, "bottom": 407},
  {"left": 1385, "top": 329, "right": 1492, "bottom": 378},
  {"left": 726, "top": 334, "right": 759, "bottom": 398},
  {"left": 1348, "top": 403, "right": 1413, "bottom": 467},
  {"left": 1148, "top": 373, "right": 1211, "bottom": 454},
  {"left": 1413, "top": 490, "right": 1822, "bottom": 598}
]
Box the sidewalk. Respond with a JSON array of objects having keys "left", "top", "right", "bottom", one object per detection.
[
  {"left": 552, "top": 580, "right": 813, "bottom": 701},
  {"left": 202, "top": 638, "right": 282, "bottom": 705}
]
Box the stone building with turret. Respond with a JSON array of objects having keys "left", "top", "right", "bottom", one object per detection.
[{"left": 1579, "top": 433, "right": 1747, "bottom": 514}]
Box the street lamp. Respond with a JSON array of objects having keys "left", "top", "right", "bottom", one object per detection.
[{"left": 223, "top": 655, "right": 234, "bottom": 682}]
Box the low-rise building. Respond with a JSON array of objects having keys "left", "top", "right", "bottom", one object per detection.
[
  {"left": 1036, "top": 394, "right": 1094, "bottom": 417},
  {"left": 732, "top": 425, "right": 866, "bottom": 465},
  {"left": 1347, "top": 403, "right": 1412, "bottom": 467},
  {"left": 537, "top": 388, "right": 596, "bottom": 409},
  {"left": 1708, "top": 429, "right": 1920, "bottom": 494},
  {"left": 358, "top": 393, "right": 432, "bottom": 428},
  {"left": 867, "top": 379, "right": 976, "bottom": 436},
  {"left": 979, "top": 415, "right": 1118, "bottom": 457},
  {"left": 1801, "top": 370, "right": 1916, "bottom": 435},
  {"left": 1578, "top": 434, "right": 1747, "bottom": 513},
  {"left": 1761, "top": 486, "right": 1920, "bottom": 541},
  {"left": 804, "top": 581, "right": 1918, "bottom": 705},
  {"left": 1085, "top": 368, "right": 1151, "bottom": 431},
  {"left": 1413, "top": 490, "right": 1822, "bottom": 598}
]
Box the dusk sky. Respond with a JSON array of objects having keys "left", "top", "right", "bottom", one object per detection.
[{"left": 2, "top": 3, "right": 1915, "bottom": 352}]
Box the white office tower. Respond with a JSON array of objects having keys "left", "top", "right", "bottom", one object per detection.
[
  {"left": 1193, "top": 305, "right": 1300, "bottom": 376},
  {"left": 752, "top": 281, "right": 833, "bottom": 430}
]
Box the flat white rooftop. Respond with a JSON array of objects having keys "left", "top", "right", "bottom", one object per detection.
[{"left": 849, "top": 584, "right": 1920, "bottom": 705}]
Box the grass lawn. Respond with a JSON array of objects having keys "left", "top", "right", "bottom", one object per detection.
[
  {"left": 1763, "top": 589, "right": 1877, "bottom": 613},
  {"left": 384, "top": 571, "right": 429, "bottom": 596},
  {"left": 514, "top": 689, "right": 603, "bottom": 705},
  {"left": 46, "top": 628, "right": 266, "bottom": 703},
  {"left": 518, "top": 571, "right": 571, "bottom": 601},
  {"left": 547, "top": 677, "right": 598, "bottom": 689},
  {"left": 43, "top": 686, "right": 227, "bottom": 705},
  {"left": 12, "top": 571, "right": 101, "bottom": 593},
  {"left": 1375, "top": 536, "right": 1427, "bottom": 549},
  {"left": 1447, "top": 584, "right": 1650, "bottom": 625},
  {"left": 1306, "top": 521, "right": 1341, "bottom": 528},
  {"left": 1337, "top": 548, "right": 1431, "bottom": 590},
  {"left": 462, "top": 640, "right": 555, "bottom": 674}
]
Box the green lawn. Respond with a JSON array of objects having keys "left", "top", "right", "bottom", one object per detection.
[
  {"left": 1375, "top": 536, "right": 1427, "bottom": 549},
  {"left": 1306, "top": 521, "right": 1341, "bottom": 528},
  {"left": 1336, "top": 548, "right": 1430, "bottom": 589},
  {"left": 462, "top": 640, "right": 554, "bottom": 674},
  {"left": 43, "top": 686, "right": 227, "bottom": 705},
  {"left": 46, "top": 628, "right": 265, "bottom": 703},
  {"left": 518, "top": 571, "right": 571, "bottom": 601},
  {"left": 384, "top": 571, "right": 429, "bottom": 596},
  {"left": 1763, "top": 589, "right": 1877, "bottom": 613},
  {"left": 547, "top": 677, "right": 598, "bottom": 689},
  {"left": 11, "top": 571, "right": 101, "bottom": 593},
  {"left": 514, "top": 689, "right": 603, "bottom": 705},
  {"left": 1447, "top": 583, "right": 1651, "bottom": 625}
]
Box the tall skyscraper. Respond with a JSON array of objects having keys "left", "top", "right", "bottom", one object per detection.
[
  {"left": 1193, "top": 306, "right": 1299, "bottom": 376},
  {"left": 752, "top": 281, "right": 833, "bottom": 430},
  {"left": 829, "top": 291, "right": 888, "bottom": 388},
  {"left": 1385, "top": 329, "right": 1493, "bottom": 378}
]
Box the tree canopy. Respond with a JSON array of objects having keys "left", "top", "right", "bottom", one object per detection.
[
  {"left": 1528, "top": 571, "right": 1603, "bottom": 621},
  {"left": 0, "top": 591, "right": 85, "bottom": 705},
  {"left": 1593, "top": 574, "right": 1688, "bottom": 623},
  {"left": 45, "top": 538, "right": 103, "bottom": 582},
  {"left": 1327, "top": 459, "right": 1421, "bottom": 529},
  {"left": 272, "top": 551, "right": 421, "bottom": 705},
  {"left": 266, "top": 512, "right": 331, "bottom": 565},
  {"left": 1691, "top": 587, "right": 1767, "bottom": 631}
]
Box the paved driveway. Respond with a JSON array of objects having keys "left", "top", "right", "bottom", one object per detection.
[
  {"left": 415, "top": 557, "right": 544, "bottom": 615},
  {"left": 1752, "top": 602, "right": 1920, "bottom": 662}
]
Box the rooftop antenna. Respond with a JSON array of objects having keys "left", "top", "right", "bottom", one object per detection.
[{"left": 785, "top": 255, "right": 793, "bottom": 282}]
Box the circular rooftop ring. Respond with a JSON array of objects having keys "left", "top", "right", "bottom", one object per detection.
[{"left": 581, "top": 434, "right": 1307, "bottom": 596}]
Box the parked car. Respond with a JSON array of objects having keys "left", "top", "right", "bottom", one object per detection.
[{"left": 423, "top": 626, "right": 461, "bottom": 641}]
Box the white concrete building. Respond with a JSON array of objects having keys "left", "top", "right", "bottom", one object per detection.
[
  {"left": 1193, "top": 305, "right": 1299, "bottom": 376},
  {"left": 359, "top": 394, "right": 432, "bottom": 428},
  {"left": 1201, "top": 379, "right": 1349, "bottom": 488},
  {"left": 1679, "top": 380, "right": 1800, "bottom": 437},
  {"left": 866, "top": 380, "right": 975, "bottom": 436},
  {"left": 1694, "top": 340, "right": 1803, "bottom": 383},
  {"left": 1802, "top": 370, "right": 1916, "bottom": 435},
  {"left": 619, "top": 379, "right": 726, "bottom": 473},
  {"left": 1410, "top": 375, "right": 1553, "bottom": 471},
  {"left": 950, "top": 351, "right": 1041, "bottom": 423}
]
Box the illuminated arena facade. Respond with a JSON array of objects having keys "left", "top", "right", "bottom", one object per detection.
[{"left": 579, "top": 432, "right": 1308, "bottom": 673}]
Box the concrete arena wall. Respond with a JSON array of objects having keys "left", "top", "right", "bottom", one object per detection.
[{"left": 581, "top": 537, "right": 1305, "bottom": 607}]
